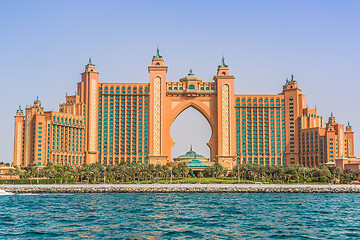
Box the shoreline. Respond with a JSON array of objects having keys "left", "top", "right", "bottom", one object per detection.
[{"left": 2, "top": 184, "right": 360, "bottom": 193}]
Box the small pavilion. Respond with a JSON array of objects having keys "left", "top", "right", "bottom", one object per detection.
[
  {"left": 186, "top": 157, "right": 211, "bottom": 173},
  {"left": 167, "top": 145, "right": 214, "bottom": 170}
]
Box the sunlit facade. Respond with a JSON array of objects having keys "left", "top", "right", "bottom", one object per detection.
[{"left": 14, "top": 49, "right": 356, "bottom": 169}]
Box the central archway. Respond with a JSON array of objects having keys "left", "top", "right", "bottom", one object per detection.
[
  {"left": 147, "top": 56, "right": 236, "bottom": 169},
  {"left": 170, "top": 106, "right": 212, "bottom": 160},
  {"left": 162, "top": 99, "right": 218, "bottom": 162}
]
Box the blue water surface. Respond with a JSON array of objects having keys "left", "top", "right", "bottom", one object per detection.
[{"left": 1, "top": 193, "right": 360, "bottom": 239}]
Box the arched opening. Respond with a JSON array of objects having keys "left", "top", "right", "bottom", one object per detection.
[{"left": 170, "top": 107, "right": 212, "bottom": 161}]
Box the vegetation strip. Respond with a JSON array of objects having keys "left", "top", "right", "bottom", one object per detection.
[
  {"left": 2, "top": 185, "right": 360, "bottom": 193},
  {"left": 4, "top": 162, "right": 359, "bottom": 185}
]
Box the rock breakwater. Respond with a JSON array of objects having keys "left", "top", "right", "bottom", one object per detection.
[{"left": 2, "top": 184, "right": 360, "bottom": 193}]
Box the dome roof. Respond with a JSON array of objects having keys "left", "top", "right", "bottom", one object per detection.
[
  {"left": 177, "top": 146, "right": 205, "bottom": 159},
  {"left": 186, "top": 158, "right": 209, "bottom": 168}
]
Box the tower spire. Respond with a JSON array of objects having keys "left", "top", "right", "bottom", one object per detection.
[
  {"left": 153, "top": 47, "right": 162, "bottom": 58},
  {"left": 87, "top": 57, "right": 95, "bottom": 66},
  {"left": 219, "top": 55, "right": 228, "bottom": 68},
  {"left": 190, "top": 144, "right": 193, "bottom": 152}
]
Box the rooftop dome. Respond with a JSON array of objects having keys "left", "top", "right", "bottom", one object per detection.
[
  {"left": 186, "top": 157, "right": 209, "bottom": 168},
  {"left": 177, "top": 145, "right": 205, "bottom": 159}
]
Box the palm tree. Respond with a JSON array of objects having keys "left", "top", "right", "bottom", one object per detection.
[
  {"left": 7, "top": 168, "right": 15, "bottom": 179},
  {"left": 179, "top": 163, "right": 191, "bottom": 178},
  {"left": 161, "top": 165, "right": 170, "bottom": 181},
  {"left": 211, "top": 163, "right": 224, "bottom": 178},
  {"left": 155, "top": 164, "right": 163, "bottom": 181},
  {"left": 43, "top": 164, "right": 57, "bottom": 183}
]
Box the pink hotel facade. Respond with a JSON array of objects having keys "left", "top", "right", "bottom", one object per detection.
[{"left": 13, "top": 50, "right": 358, "bottom": 169}]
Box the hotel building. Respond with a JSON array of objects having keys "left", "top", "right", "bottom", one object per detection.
[{"left": 13, "top": 49, "right": 357, "bottom": 169}]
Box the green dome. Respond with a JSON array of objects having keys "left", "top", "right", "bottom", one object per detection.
[
  {"left": 186, "top": 158, "right": 209, "bottom": 168},
  {"left": 177, "top": 146, "right": 205, "bottom": 159}
]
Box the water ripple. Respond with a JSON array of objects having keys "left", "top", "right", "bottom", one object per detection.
[{"left": 1, "top": 193, "right": 360, "bottom": 239}]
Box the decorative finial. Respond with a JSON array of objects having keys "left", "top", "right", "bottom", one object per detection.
[
  {"left": 219, "top": 55, "right": 228, "bottom": 68},
  {"left": 284, "top": 78, "right": 289, "bottom": 87},
  {"left": 153, "top": 47, "right": 162, "bottom": 58},
  {"left": 187, "top": 69, "right": 195, "bottom": 77},
  {"left": 87, "top": 57, "right": 95, "bottom": 66},
  {"left": 347, "top": 122, "right": 351, "bottom": 128},
  {"left": 330, "top": 112, "right": 334, "bottom": 118},
  {"left": 35, "top": 96, "right": 39, "bottom": 102},
  {"left": 190, "top": 144, "right": 193, "bottom": 152},
  {"left": 18, "top": 105, "right": 22, "bottom": 111},
  {"left": 291, "top": 74, "right": 294, "bottom": 82},
  {"left": 66, "top": 92, "right": 68, "bottom": 96}
]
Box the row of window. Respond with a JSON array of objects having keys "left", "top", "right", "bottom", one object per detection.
[{"left": 98, "top": 92, "right": 150, "bottom": 158}]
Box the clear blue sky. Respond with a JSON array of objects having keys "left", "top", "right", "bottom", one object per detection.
[{"left": 0, "top": 0, "right": 359, "bottom": 162}]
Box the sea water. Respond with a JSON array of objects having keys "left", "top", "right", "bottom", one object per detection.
[{"left": 1, "top": 193, "right": 360, "bottom": 239}]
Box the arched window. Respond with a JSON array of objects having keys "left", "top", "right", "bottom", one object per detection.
[{"left": 189, "top": 85, "right": 195, "bottom": 90}]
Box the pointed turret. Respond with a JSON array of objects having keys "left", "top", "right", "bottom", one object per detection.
[
  {"left": 283, "top": 74, "right": 298, "bottom": 90},
  {"left": 34, "top": 96, "right": 41, "bottom": 108},
  {"left": 346, "top": 122, "right": 353, "bottom": 132},
  {"left": 85, "top": 57, "right": 96, "bottom": 72},
  {"left": 16, "top": 105, "right": 23, "bottom": 116},
  {"left": 326, "top": 112, "right": 337, "bottom": 129},
  {"left": 149, "top": 47, "right": 167, "bottom": 70},
  {"left": 214, "top": 56, "right": 233, "bottom": 79}
]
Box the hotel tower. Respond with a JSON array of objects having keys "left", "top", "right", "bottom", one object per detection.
[{"left": 14, "top": 49, "right": 357, "bottom": 169}]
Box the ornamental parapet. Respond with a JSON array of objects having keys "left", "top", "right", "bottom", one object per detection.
[{"left": 166, "top": 82, "right": 216, "bottom": 96}]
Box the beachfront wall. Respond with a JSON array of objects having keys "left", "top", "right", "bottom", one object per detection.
[{"left": 13, "top": 49, "right": 357, "bottom": 169}]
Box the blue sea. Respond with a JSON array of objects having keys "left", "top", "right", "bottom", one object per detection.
[{"left": 1, "top": 193, "right": 360, "bottom": 239}]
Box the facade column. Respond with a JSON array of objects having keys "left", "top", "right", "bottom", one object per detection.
[
  {"left": 14, "top": 107, "right": 24, "bottom": 166},
  {"left": 213, "top": 57, "right": 236, "bottom": 169},
  {"left": 282, "top": 75, "right": 304, "bottom": 165},
  {"left": 148, "top": 48, "right": 169, "bottom": 165},
  {"left": 80, "top": 59, "right": 99, "bottom": 164}
]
